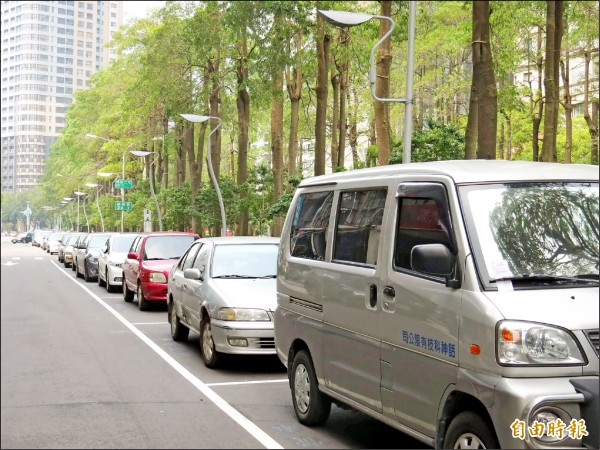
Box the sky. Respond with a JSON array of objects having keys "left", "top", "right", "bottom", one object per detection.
[{"left": 122, "top": 1, "right": 166, "bottom": 23}]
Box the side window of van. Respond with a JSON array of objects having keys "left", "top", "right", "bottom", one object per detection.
[
  {"left": 394, "top": 196, "right": 452, "bottom": 272},
  {"left": 290, "top": 191, "right": 333, "bottom": 260},
  {"left": 333, "top": 189, "right": 386, "bottom": 266}
]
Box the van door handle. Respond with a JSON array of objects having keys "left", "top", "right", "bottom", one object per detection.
[
  {"left": 383, "top": 286, "right": 395, "bottom": 297},
  {"left": 369, "top": 284, "right": 377, "bottom": 308}
]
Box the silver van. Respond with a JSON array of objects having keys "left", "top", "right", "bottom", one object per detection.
[{"left": 274, "top": 160, "right": 598, "bottom": 449}]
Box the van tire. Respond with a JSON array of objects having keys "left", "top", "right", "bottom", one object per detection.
[
  {"left": 169, "top": 303, "right": 189, "bottom": 342},
  {"left": 123, "top": 281, "right": 134, "bottom": 302},
  {"left": 200, "top": 317, "right": 220, "bottom": 368},
  {"left": 291, "top": 350, "right": 331, "bottom": 426},
  {"left": 443, "top": 411, "right": 498, "bottom": 449}
]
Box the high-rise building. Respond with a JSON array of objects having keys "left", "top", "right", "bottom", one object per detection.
[{"left": 1, "top": 0, "right": 123, "bottom": 193}]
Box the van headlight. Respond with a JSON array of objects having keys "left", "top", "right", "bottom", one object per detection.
[
  {"left": 497, "top": 321, "right": 586, "bottom": 365},
  {"left": 218, "top": 308, "right": 270, "bottom": 321},
  {"left": 148, "top": 272, "right": 167, "bottom": 283}
]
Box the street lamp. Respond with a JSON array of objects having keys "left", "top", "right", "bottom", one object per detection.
[
  {"left": 85, "top": 183, "right": 105, "bottom": 232},
  {"left": 74, "top": 191, "right": 86, "bottom": 232},
  {"left": 129, "top": 150, "right": 163, "bottom": 231},
  {"left": 318, "top": 5, "right": 416, "bottom": 163},
  {"left": 86, "top": 133, "right": 126, "bottom": 232},
  {"left": 180, "top": 114, "right": 227, "bottom": 236}
]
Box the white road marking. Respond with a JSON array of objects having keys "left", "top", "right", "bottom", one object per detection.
[
  {"left": 206, "top": 379, "right": 288, "bottom": 387},
  {"left": 35, "top": 257, "right": 44, "bottom": 260},
  {"left": 2, "top": 261, "right": 19, "bottom": 266},
  {"left": 131, "top": 322, "right": 168, "bottom": 325},
  {"left": 12, "top": 257, "right": 21, "bottom": 260},
  {"left": 52, "top": 261, "right": 283, "bottom": 449}
]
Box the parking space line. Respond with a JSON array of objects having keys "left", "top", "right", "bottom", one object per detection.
[
  {"left": 206, "top": 379, "right": 288, "bottom": 387},
  {"left": 51, "top": 261, "right": 283, "bottom": 449},
  {"left": 132, "top": 322, "right": 168, "bottom": 325}
]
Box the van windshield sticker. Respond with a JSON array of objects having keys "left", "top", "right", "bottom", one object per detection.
[
  {"left": 402, "top": 331, "right": 456, "bottom": 358},
  {"left": 491, "top": 260, "right": 512, "bottom": 278}
]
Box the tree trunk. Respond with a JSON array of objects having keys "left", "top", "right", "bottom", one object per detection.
[
  {"left": 174, "top": 121, "right": 184, "bottom": 186},
  {"left": 349, "top": 83, "right": 359, "bottom": 169},
  {"left": 560, "top": 55, "right": 572, "bottom": 163},
  {"left": 330, "top": 71, "right": 340, "bottom": 173},
  {"left": 236, "top": 34, "right": 250, "bottom": 236},
  {"left": 464, "top": 85, "right": 478, "bottom": 159},
  {"left": 472, "top": 0, "right": 497, "bottom": 159},
  {"left": 314, "top": 6, "right": 330, "bottom": 176},
  {"left": 374, "top": 0, "right": 392, "bottom": 165},
  {"left": 271, "top": 67, "right": 284, "bottom": 236},
  {"left": 286, "top": 32, "right": 302, "bottom": 179},
  {"left": 542, "top": 0, "right": 564, "bottom": 162},
  {"left": 532, "top": 27, "right": 544, "bottom": 162},
  {"left": 583, "top": 50, "right": 599, "bottom": 165},
  {"left": 337, "top": 28, "right": 349, "bottom": 171}
]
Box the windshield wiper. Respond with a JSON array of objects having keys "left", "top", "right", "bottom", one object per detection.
[
  {"left": 212, "top": 274, "right": 256, "bottom": 279},
  {"left": 491, "top": 274, "right": 599, "bottom": 285},
  {"left": 257, "top": 275, "right": 277, "bottom": 279},
  {"left": 145, "top": 257, "right": 167, "bottom": 261}
]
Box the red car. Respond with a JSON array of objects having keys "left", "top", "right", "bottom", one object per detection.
[{"left": 122, "top": 231, "right": 200, "bottom": 310}]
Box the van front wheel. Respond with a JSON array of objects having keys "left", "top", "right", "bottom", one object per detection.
[
  {"left": 443, "top": 411, "right": 498, "bottom": 449},
  {"left": 291, "top": 350, "right": 331, "bottom": 426}
]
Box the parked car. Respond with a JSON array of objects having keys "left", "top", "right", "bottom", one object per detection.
[
  {"left": 274, "top": 160, "right": 599, "bottom": 449},
  {"left": 40, "top": 230, "right": 53, "bottom": 251},
  {"left": 168, "top": 236, "right": 279, "bottom": 368},
  {"left": 46, "top": 232, "right": 65, "bottom": 255},
  {"left": 57, "top": 232, "right": 73, "bottom": 263},
  {"left": 122, "top": 231, "right": 199, "bottom": 311},
  {"left": 11, "top": 231, "right": 33, "bottom": 244},
  {"left": 98, "top": 233, "right": 139, "bottom": 293},
  {"left": 32, "top": 229, "right": 50, "bottom": 247},
  {"left": 63, "top": 233, "right": 84, "bottom": 268},
  {"left": 74, "top": 232, "right": 112, "bottom": 281}
]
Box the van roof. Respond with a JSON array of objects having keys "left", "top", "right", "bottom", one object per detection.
[{"left": 299, "top": 160, "right": 599, "bottom": 187}]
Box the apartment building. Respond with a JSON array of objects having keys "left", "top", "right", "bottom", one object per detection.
[{"left": 1, "top": 0, "right": 123, "bottom": 193}]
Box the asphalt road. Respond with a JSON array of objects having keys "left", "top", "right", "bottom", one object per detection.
[{"left": 1, "top": 237, "right": 429, "bottom": 449}]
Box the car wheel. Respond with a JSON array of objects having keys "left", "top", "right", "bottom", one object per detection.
[
  {"left": 64, "top": 261, "right": 70, "bottom": 268},
  {"left": 291, "top": 350, "right": 331, "bottom": 426},
  {"left": 72, "top": 259, "right": 77, "bottom": 272},
  {"left": 123, "top": 280, "right": 134, "bottom": 302},
  {"left": 200, "top": 317, "right": 220, "bottom": 368},
  {"left": 75, "top": 261, "right": 82, "bottom": 278},
  {"left": 443, "top": 411, "right": 499, "bottom": 449},
  {"left": 83, "top": 262, "right": 91, "bottom": 282},
  {"left": 98, "top": 269, "right": 105, "bottom": 287},
  {"left": 169, "top": 302, "right": 189, "bottom": 341},
  {"left": 137, "top": 283, "right": 149, "bottom": 311}
]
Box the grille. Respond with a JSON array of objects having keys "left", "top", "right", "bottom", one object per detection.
[
  {"left": 256, "top": 338, "right": 275, "bottom": 349},
  {"left": 584, "top": 329, "right": 599, "bottom": 356}
]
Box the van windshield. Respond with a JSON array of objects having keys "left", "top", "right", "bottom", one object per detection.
[{"left": 460, "top": 182, "right": 599, "bottom": 288}]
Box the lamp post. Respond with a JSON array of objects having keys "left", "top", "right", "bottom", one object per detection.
[
  {"left": 129, "top": 150, "right": 163, "bottom": 231},
  {"left": 85, "top": 183, "right": 105, "bottom": 232},
  {"left": 318, "top": 5, "right": 416, "bottom": 163},
  {"left": 74, "top": 191, "right": 86, "bottom": 232},
  {"left": 86, "top": 133, "right": 125, "bottom": 232},
  {"left": 180, "top": 114, "right": 227, "bottom": 236}
]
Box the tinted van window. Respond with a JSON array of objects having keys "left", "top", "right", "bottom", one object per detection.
[{"left": 290, "top": 191, "right": 333, "bottom": 260}]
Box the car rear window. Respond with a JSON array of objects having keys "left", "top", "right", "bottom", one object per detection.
[{"left": 143, "top": 235, "right": 196, "bottom": 260}]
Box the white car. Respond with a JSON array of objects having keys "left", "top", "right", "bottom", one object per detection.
[
  {"left": 47, "top": 232, "right": 65, "bottom": 255},
  {"left": 98, "top": 233, "right": 138, "bottom": 292}
]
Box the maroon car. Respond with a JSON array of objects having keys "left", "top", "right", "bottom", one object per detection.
[{"left": 122, "top": 231, "right": 199, "bottom": 310}]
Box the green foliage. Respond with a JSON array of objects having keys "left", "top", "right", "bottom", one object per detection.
[{"left": 390, "top": 119, "right": 465, "bottom": 163}]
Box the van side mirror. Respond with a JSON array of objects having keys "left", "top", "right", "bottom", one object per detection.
[
  {"left": 183, "top": 268, "right": 202, "bottom": 281},
  {"left": 411, "top": 244, "right": 461, "bottom": 289},
  {"left": 127, "top": 252, "right": 137, "bottom": 260}
]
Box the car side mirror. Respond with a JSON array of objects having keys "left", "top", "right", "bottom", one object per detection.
[
  {"left": 127, "top": 252, "right": 137, "bottom": 260},
  {"left": 183, "top": 268, "right": 202, "bottom": 281},
  {"left": 411, "top": 243, "right": 461, "bottom": 289}
]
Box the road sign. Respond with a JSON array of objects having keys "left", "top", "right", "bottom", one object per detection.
[
  {"left": 114, "top": 179, "right": 133, "bottom": 189},
  {"left": 114, "top": 201, "right": 133, "bottom": 211},
  {"left": 143, "top": 209, "right": 152, "bottom": 232}
]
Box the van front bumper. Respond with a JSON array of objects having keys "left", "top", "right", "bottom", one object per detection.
[{"left": 488, "top": 375, "right": 598, "bottom": 449}]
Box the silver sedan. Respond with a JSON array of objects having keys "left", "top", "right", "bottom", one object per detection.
[{"left": 167, "top": 236, "right": 279, "bottom": 368}]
